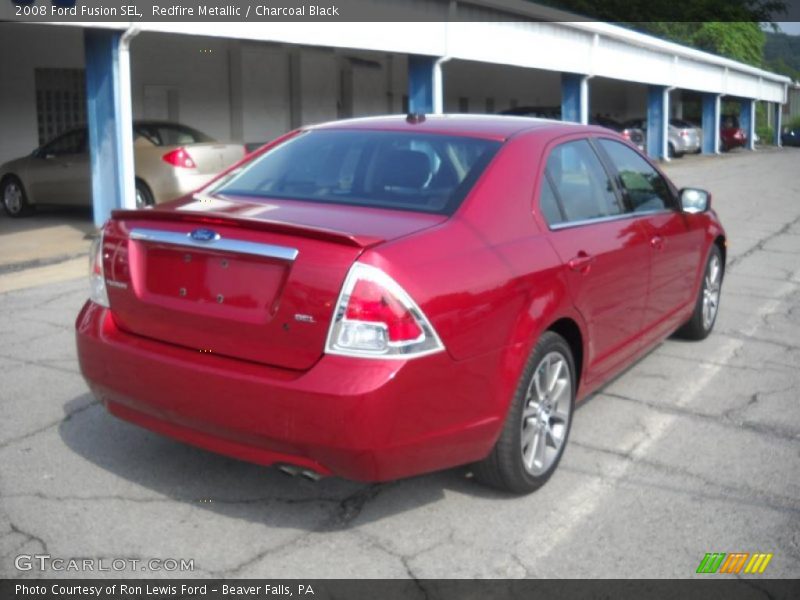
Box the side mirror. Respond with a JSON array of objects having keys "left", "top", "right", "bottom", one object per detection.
[{"left": 679, "top": 188, "right": 711, "bottom": 213}]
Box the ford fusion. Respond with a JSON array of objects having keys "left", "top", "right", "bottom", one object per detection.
[{"left": 76, "top": 115, "right": 726, "bottom": 493}]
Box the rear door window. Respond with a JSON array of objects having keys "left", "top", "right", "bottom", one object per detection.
[
  {"left": 538, "top": 175, "right": 565, "bottom": 226},
  {"left": 42, "top": 129, "right": 86, "bottom": 156},
  {"left": 544, "top": 139, "right": 623, "bottom": 223},
  {"left": 134, "top": 123, "right": 213, "bottom": 146},
  {"left": 211, "top": 129, "right": 501, "bottom": 215},
  {"left": 597, "top": 139, "right": 674, "bottom": 212}
]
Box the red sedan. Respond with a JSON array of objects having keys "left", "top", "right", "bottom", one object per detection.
[
  {"left": 76, "top": 115, "right": 726, "bottom": 494},
  {"left": 720, "top": 115, "right": 747, "bottom": 151}
]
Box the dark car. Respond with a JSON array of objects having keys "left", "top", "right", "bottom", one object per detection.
[
  {"left": 76, "top": 115, "right": 726, "bottom": 494},
  {"left": 720, "top": 115, "right": 746, "bottom": 151},
  {"left": 781, "top": 126, "right": 800, "bottom": 147},
  {"left": 591, "top": 116, "right": 646, "bottom": 152},
  {"left": 499, "top": 106, "right": 562, "bottom": 119}
]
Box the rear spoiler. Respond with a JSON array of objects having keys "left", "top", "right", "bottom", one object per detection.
[{"left": 110, "top": 208, "right": 385, "bottom": 249}]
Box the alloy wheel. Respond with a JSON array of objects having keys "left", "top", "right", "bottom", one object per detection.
[
  {"left": 702, "top": 254, "right": 722, "bottom": 330},
  {"left": 3, "top": 182, "right": 22, "bottom": 215},
  {"left": 520, "top": 351, "right": 572, "bottom": 476}
]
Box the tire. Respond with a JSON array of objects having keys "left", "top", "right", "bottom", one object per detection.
[
  {"left": 1, "top": 176, "right": 34, "bottom": 217},
  {"left": 473, "top": 331, "right": 576, "bottom": 494},
  {"left": 668, "top": 143, "right": 676, "bottom": 158},
  {"left": 676, "top": 245, "right": 723, "bottom": 340},
  {"left": 135, "top": 179, "right": 155, "bottom": 208}
]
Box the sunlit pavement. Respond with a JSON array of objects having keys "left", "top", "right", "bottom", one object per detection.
[{"left": 1, "top": 148, "right": 798, "bottom": 579}]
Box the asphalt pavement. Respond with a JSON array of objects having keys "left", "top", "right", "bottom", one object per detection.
[{"left": 1, "top": 147, "right": 798, "bottom": 579}]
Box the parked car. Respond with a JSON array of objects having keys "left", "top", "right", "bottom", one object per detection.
[
  {"left": 624, "top": 118, "right": 701, "bottom": 157},
  {"left": 0, "top": 121, "right": 245, "bottom": 217},
  {"left": 669, "top": 119, "right": 703, "bottom": 154},
  {"left": 76, "top": 115, "right": 726, "bottom": 494},
  {"left": 781, "top": 126, "right": 800, "bottom": 147},
  {"left": 720, "top": 115, "right": 746, "bottom": 151},
  {"left": 499, "top": 106, "right": 562, "bottom": 119},
  {"left": 591, "top": 116, "right": 646, "bottom": 152}
]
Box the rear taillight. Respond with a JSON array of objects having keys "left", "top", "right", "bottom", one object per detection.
[
  {"left": 89, "top": 234, "right": 109, "bottom": 308},
  {"left": 162, "top": 147, "right": 197, "bottom": 169},
  {"left": 325, "top": 263, "right": 444, "bottom": 359},
  {"left": 622, "top": 130, "right": 631, "bottom": 139}
]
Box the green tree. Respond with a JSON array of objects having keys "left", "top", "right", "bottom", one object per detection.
[
  {"left": 538, "top": 1, "right": 787, "bottom": 66},
  {"left": 643, "top": 22, "right": 767, "bottom": 66}
]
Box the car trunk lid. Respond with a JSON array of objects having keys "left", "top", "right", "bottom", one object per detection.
[
  {"left": 169, "top": 143, "right": 246, "bottom": 175},
  {"left": 101, "top": 198, "right": 446, "bottom": 370}
]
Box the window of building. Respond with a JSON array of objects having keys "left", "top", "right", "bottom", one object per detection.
[{"left": 35, "top": 68, "right": 86, "bottom": 145}]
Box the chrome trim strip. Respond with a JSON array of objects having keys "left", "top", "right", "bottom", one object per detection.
[
  {"left": 129, "top": 228, "right": 299, "bottom": 261},
  {"left": 549, "top": 209, "right": 675, "bottom": 231}
]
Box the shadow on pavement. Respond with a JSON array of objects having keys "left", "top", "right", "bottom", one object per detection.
[{"left": 57, "top": 393, "right": 516, "bottom": 530}]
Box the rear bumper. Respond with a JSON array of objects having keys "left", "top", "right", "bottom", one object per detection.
[
  {"left": 676, "top": 138, "right": 701, "bottom": 154},
  {"left": 76, "top": 302, "right": 504, "bottom": 482}
]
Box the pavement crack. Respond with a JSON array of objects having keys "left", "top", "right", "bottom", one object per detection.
[
  {"left": 0, "top": 353, "right": 78, "bottom": 376},
  {"left": 8, "top": 522, "right": 49, "bottom": 555},
  {"left": 570, "top": 440, "right": 800, "bottom": 515},
  {"left": 0, "top": 399, "right": 99, "bottom": 451},
  {"left": 601, "top": 391, "right": 800, "bottom": 443},
  {"left": 727, "top": 212, "right": 800, "bottom": 270},
  {"left": 332, "top": 483, "right": 388, "bottom": 527}
]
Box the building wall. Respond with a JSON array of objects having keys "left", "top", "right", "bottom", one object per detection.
[
  {"left": 0, "top": 22, "right": 787, "bottom": 171},
  {"left": 130, "top": 32, "right": 233, "bottom": 142},
  {"left": 0, "top": 25, "right": 407, "bottom": 167},
  {"left": 443, "top": 60, "right": 561, "bottom": 113},
  {"left": 0, "top": 23, "right": 84, "bottom": 165}
]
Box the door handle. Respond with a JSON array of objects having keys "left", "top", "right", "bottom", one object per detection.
[
  {"left": 568, "top": 252, "right": 595, "bottom": 273},
  {"left": 650, "top": 236, "right": 665, "bottom": 250}
]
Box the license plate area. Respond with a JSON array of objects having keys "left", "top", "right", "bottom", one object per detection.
[{"left": 142, "top": 246, "right": 288, "bottom": 315}]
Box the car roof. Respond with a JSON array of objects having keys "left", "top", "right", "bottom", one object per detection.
[{"left": 307, "top": 114, "right": 586, "bottom": 141}]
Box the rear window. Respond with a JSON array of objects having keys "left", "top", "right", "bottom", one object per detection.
[
  {"left": 134, "top": 123, "right": 213, "bottom": 146},
  {"left": 721, "top": 116, "right": 740, "bottom": 129},
  {"left": 209, "top": 129, "right": 502, "bottom": 215}
]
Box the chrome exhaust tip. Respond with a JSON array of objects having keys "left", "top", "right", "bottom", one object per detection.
[
  {"left": 300, "top": 469, "right": 321, "bottom": 482},
  {"left": 278, "top": 464, "right": 300, "bottom": 477}
]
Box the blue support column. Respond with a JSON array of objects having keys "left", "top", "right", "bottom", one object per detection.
[
  {"left": 738, "top": 98, "right": 755, "bottom": 150},
  {"left": 646, "top": 85, "right": 668, "bottom": 160},
  {"left": 773, "top": 102, "right": 783, "bottom": 147},
  {"left": 407, "top": 55, "right": 435, "bottom": 114},
  {"left": 561, "top": 73, "right": 585, "bottom": 123},
  {"left": 701, "top": 93, "right": 720, "bottom": 154},
  {"left": 85, "top": 29, "right": 126, "bottom": 227}
]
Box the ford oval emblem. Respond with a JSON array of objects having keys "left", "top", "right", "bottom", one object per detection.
[{"left": 189, "top": 228, "right": 219, "bottom": 242}]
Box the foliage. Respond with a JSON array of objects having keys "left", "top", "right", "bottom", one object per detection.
[
  {"left": 756, "top": 125, "right": 774, "bottom": 145},
  {"left": 764, "top": 31, "right": 800, "bottom": 80},
  {"left": 537, "top": 1, "right": 788, "bottom": 67}
]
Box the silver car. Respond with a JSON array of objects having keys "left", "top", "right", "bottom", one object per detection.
[
  {"left": 1, "top": 121, "right": 245, "bottom": 217},
  {"left": 669, "top": 119, "right": 702, "bottom": 156},
  {"left": 625, "top": 118, "right": 702, "bottom": 158}
]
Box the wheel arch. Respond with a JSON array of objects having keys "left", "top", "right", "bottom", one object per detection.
[
  {"left": 135, "top": 177, "right": 155, "bottom": 206},
  {"left": 713, "top": 234, "right": 726, "bottom": 272},
  {"left": 546, "top": 317, "right": 585, "bottom": 392}
]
